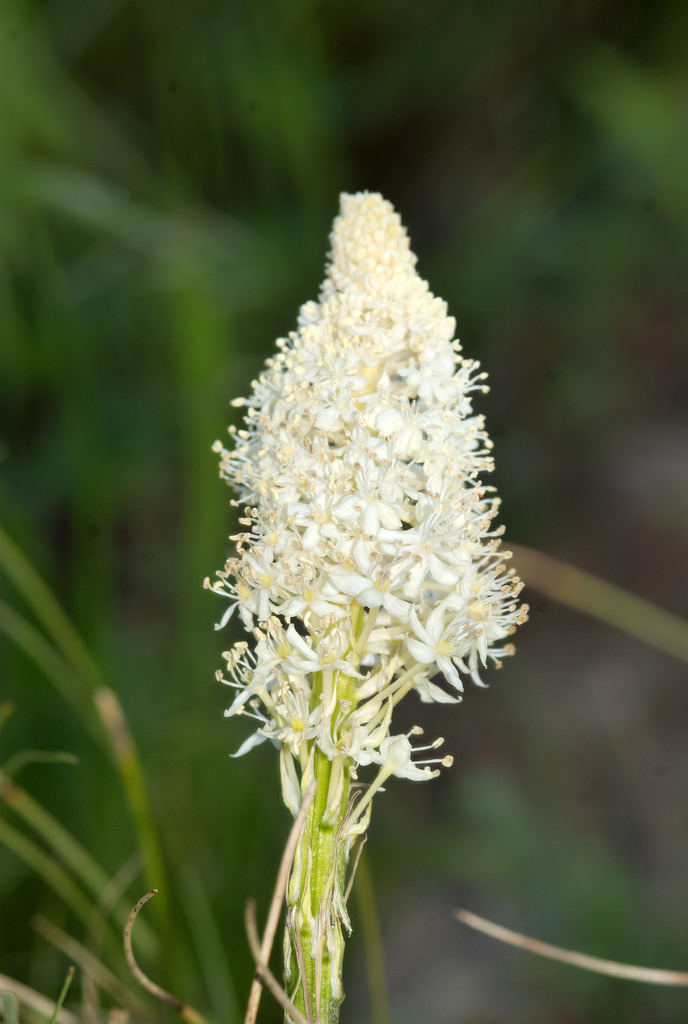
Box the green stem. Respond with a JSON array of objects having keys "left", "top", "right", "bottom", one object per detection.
[{"left": 285, "top": 749, "right": 352, "bottom": 1024}]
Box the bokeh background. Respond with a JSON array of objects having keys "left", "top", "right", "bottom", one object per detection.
[{"left": 2, "top": 1, "right": 688, "bottom": 1022}]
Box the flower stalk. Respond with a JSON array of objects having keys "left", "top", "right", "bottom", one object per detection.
[
  {"left": 285, "top": 747, "right": 352, "bottom": 1024},
  {"left": 208, "top": 191, "right": 528, "bottom": 1021}
]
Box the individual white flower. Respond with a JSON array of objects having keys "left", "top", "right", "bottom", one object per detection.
[
  {"left": 406, "top": 604, "right": 473, "bottom": 691},
  {"left": 327, "top": 562, "right": 411, "bottom": 619},
  {"left": 282, "top": 624, "right": 360, "bottom": 677}
]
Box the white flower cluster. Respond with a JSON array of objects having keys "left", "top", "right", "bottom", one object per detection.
[{"left": 207, "top": 191, "right": 527, "bottom": 824}]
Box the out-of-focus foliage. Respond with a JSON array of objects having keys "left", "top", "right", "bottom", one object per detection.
[{"left": 1, "top": 1, "right": 687, "bottom": 1022}]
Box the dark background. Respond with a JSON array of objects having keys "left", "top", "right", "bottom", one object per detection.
[{"left": 1, "top": 1, "right": 687, "bottom": 1022}]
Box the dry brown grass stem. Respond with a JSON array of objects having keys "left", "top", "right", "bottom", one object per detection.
[
  {"left": 123, "top": 890, "right": 209, "bottom": 1024},
  {"left": 510, "top": 542, "right": 688, "bottom": 664},
  {"left": 455, "top": 908, "right": 688, "bottom": 985},
  {"left": 243, "top": 779, "right": 316, "bottom": 1024},
  {"left": 244, "top": 900, "right": 309, "bottom": 1024}
]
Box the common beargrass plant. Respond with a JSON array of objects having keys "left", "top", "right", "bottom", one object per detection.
[
  {"left": 4, "top": 194, "right": 688, "bottom": 1024},
  {"left": 207, "top": 192, "right": 528, "bottom": 1022}
]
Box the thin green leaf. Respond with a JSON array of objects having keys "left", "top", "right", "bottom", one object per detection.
[
  {"left": 0, "top": 600, "right": 106, "bottom": 749},
  {"left": 0, "top": 818, "right": 100, "bottom": 932},
  {"left": 354, "top": 850, "right": 390, "bottom": 1024},
  {"left": 48, "top": 967, "right": 74, "bottom": 1024},
  {"left": 178, "top": 864, "right": 241, "bottom": 1024},
  {"left": 0, "top": 526, "right": 102, "bottom": 689}
]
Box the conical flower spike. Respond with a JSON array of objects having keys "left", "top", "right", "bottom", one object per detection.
[{"left": 208, "top": 192, "right": 528, "bottom": 1022}]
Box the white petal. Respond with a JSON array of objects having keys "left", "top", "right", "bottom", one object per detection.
[
  {"left": 382, "top": 591, "right": 411, "bottom": 619},
  {"left": 286, "top": 625, "right": 316, "bottom": 660},
  {"left": 409, "top": 606, "right": 433, "bottom": 646},
  {"left": 406, "top": 637, "right": 434, "bottom": 665},
  {"left": 415, "top": 678, "right": 462, "bottom": 704},
  {"left": 377, "top": 504, "right": 402, "bottom": 530},
  {"left": 328, "top": 571, "right": 370, "bottom": 597},
  {"left": 362, "top": 505, "right": 379, "bottom": 535},
  {"left": 231, "top": 731, "right": 267, "bottom": 757},
  {"left": 214, "top": 604, "right": 235, "bottom": 631},
  {"left": 424, "top": 603, "right": 446, "bottom": 643},
  {"left": 437, "top": 655, "right": 464, "bottom": 691}
]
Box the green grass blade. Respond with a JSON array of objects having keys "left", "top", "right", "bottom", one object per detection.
[
  {"left": 0, "top": 525, "right": 102, "bottom": 688},
  {"left": 47, "top": 967, "right": 74, "bottom": 1024},
  {"left": 0, "top": 529, "right": 169, "bottom": 919},
  {"left": 354, "top": 851, "right": 390, "bottom": 1024},
  {"left": 0, "top": 769, "right": 156, "bottom": 954},
  {"left": 178, "top": 864, "right": 241, "bottom": 1024},
  {"left": 32, "top": 916, "right": 151, "bottom": 1018},
  {"left": 91, "top": 687, "right": 169, "bottom": 916},
  {"left": 0, "top": 975, "right": 79, "bottom": 1024},
  {"left": 0, "top": 817, "right": 102, "bottom": 932},
  {"left": 0, "top": 600, "right": 108, "bottom": 749}
]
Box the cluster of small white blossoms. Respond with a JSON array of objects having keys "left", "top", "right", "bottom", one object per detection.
[{"left": 206, "top": 191, "right": 527, "bottom": 828}]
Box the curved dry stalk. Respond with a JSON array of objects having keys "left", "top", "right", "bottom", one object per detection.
[
  {"left": 244, "top": 901, "right": 308, "bottom": 1024},
  {"left": 243, "top": 779, "right": 316, "bottom": 1024},
  {"left": 123, "top": 890, "right": 210, "bottom": 1024},
  {"left": 3, "top": 750, "right": 79, "bottom": 777},
  {"left": 455, "top": 908, "right": 688, "bottom": 986}
]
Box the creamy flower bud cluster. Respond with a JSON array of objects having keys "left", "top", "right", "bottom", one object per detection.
[{"left": 207, "top": 191, "right": 527, "bottom": 825}]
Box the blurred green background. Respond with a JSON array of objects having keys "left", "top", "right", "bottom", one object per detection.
[{"left": 2, "top": 1, "right": 687, "bottom": 1022}]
